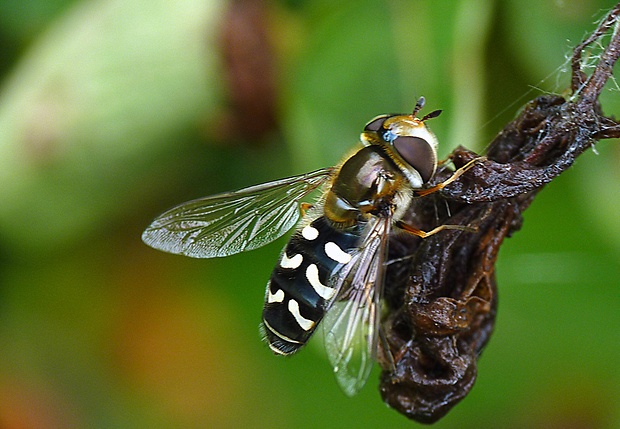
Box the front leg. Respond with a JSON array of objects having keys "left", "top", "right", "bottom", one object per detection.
[{"left": 415, "top": 156, "right": 485, "bottom": 197}]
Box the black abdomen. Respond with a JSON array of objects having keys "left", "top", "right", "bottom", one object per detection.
[{"left": 262, "top": 216, "right": 360, "bottom": 354}]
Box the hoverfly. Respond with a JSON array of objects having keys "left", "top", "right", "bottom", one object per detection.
[{"left": 142, "top": 97, "right": 477, "bottom": 396}]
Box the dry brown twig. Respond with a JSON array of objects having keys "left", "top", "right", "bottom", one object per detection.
[{"left": 379, "top": 4, "right": 620, "bottom": 423}]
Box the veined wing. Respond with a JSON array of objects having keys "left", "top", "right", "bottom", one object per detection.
[
  {"left": 322, "top": 216, "right": 391, "bottom": 396},
  {"left": 142, "top": 168, "right": 333, "bottom": 258}
]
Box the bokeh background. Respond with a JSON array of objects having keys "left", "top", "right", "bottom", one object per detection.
[{"left": 1, "top": 0, "right": 619, "bottom": 428}]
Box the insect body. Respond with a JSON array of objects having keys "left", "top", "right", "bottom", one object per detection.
[{"left": 142, "top": 97, "right": 474, "bottom": 396}]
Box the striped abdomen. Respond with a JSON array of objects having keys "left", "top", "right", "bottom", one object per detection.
[{"left": 262, "top": 216, "right": 360, "bottom": 354}]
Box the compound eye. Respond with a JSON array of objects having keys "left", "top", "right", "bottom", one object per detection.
[
  {"left": 364, "top": 115, "right": 389, "bottom": 132},
  {"left": 393, "top": 136, "right": 436, "bottom": 183}
]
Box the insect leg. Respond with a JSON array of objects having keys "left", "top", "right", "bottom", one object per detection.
[
  {"left": 415, "top": 156, "right": 485, "bottom": 197},
  {"left": 300, "top": 202, "right": 313, "bottom": 216},
  {"left": 379, "top": 327, "right": 396, "bottom": 372},
  {"left": 395, "top": 220, "right": 476, "bottom": 239}
]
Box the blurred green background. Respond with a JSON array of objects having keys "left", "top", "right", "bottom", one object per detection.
[{"left": 0, "top": 0, "right": 619, "bottom": 427}]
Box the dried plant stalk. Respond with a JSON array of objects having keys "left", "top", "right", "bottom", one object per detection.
[{"left": 379, "top": 4, "right": 620, "bottom": 423}]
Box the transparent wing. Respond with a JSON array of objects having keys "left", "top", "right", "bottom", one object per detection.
[
  {"left": 322, "top": 216, "right": 391, "bottom": 396},
  {"left": 142, "top": 168, "right": 332, "bottom": 258}
]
